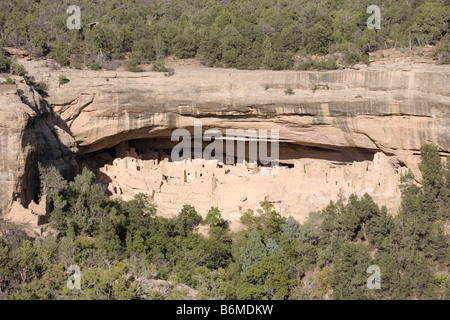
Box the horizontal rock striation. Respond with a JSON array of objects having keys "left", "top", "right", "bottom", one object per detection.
[
  {"left": 0, "top": 80, "right": 77, "bottom": 214},
  {"left": 1, "top": 60, "right": 449, "bottom": 224}
]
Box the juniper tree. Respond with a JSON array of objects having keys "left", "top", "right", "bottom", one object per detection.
[{"left": 239, "top": 228, "right": 267, "bottom": 274}]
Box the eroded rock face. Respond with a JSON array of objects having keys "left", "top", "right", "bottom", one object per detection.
[
  {"left": 0, "top": 79, "right": 77, "bottom": 214},
  {"left": 1, "top": 60, "right": 449, "bottom": 226},
  {"left": 35, "top": 63, "right": 449, "bottom": 171}
]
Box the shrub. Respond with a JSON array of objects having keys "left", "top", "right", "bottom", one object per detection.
[
  {"left": 58, "top": 75, "right": 69, "bottom": 85},
  {"left": 284, "top": 88, "right": 295, "bottom": 95},
  {"left": 72, "top": 62, "right": 82, "bottom": 70},
  {"left": 315, "top": 58, "right": 339, "bottom": 70},
  {"left": 103, "top": 59, "right": 122, "bottom": 71},
  {"left": 310, "top": 83, "right": 329, "bottom": 91},
  {"left": 164, "top": 67, "right": 175, "bottom": 77},
  {"left": 89, "top": 62, "right": 101, "bottom": 71},
  {"left": 12, "top": 63, "right": 27, "bottom": 76},
  {"left": 35, "top": 81, "right": 48, "bottom": 96},
  {"left": 124, "top": 53, "right": 143, "bottom": 72},
  {"left": 342, "top": 47, "right": 370, "bottom": 66},
  {"left": 152, "top": 58, "right": 167, "bottom": 72},
  {"left": 4, "top": 77, "right": 14, "bottom": 84},
  {"left": 297, "top": 57, "right": 338, "bottom": 71},
  {"left": 434, "top": 38, "right": 450, "bottom": 65},
  {"left": 0, "top": 55, "right": 11, "bottom": 73}
]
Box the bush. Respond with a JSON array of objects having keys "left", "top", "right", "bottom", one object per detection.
[
  {"left": 89, "top": 62, "right": 101, "bottom": 71},
  {"left": 164, "top": 67, "right": 175, "bottom": 77},
  {"left": 342, "top": 46, "right": 370, "bottom": 66},
  {"left": 72, "top": 62, "right": 83, "bottom": 69},
  {"left": 284, "top": 88, "right": 295, "bottom": 95},
  {"left": 102, "top": 59, "right": 122, "bottom": 71},
  {"left": 35, "top": 81, "right": 48, "bottom": 96},
  {"left": 297, "top": 57, "right": 339, "bottom": 71},
  {"left": 124, "top": 53, "right": 143, "bottom": 72},
  {"left": 434, "top": 38, "right": 450, "bottom": 65},
  {"left": 0, "top": 55, "right": 11, "bottom": 73},
  {"left": 12, "top": 63, "right": 27, "bottom": 76},
  {"left": 58, "top": 75, "right": 69, "bottom": 85},
  {"left": 152, "top": 58, "right": 168, "bottom": 72},
  {"left": 3, "top": 77, "right": 14, "bottom": 84}
]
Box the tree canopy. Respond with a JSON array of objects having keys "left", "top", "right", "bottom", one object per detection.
[{"left": 0, "top": 0, "right": 448, "bottom": 71}]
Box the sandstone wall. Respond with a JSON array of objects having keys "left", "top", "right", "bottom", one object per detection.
[
  {"left": 29, "top": 61, "right": 449, "bottom": 176},
  {"left": 0, "top": 78, "right": 77, "bottom": 214},
  {"left": 1, "top": 60, "right": 449, "bottom": 222}
]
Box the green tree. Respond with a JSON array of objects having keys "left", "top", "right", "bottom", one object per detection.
[
  {"left": 175, "top": 205, "right": 203, "bottom": 236},
  {"left": 330, "top": 242, "right": 373, "bottom": 300},
  {"left": 239, "top": 228, "right": 267, "bottom": 274}
]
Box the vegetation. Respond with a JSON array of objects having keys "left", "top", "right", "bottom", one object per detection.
[
  {"left": 124, "top": 53, "right": 143, "bottom": 72},
  {"left": 0, "top": 55, "right": 11, "bottom": 73},
  {"left": 284, "top": 87, "right": 295, "bottom": 95},
  {"left": 11, "top": 63, "right": 27, "bottom": 76},
  {"left": 34, "top": 81, "right": 48, "bottom": 96},
  {"left": 1, "top": 144, "right": 449, "bottom": 299},
  {"left": 0, "top": 0, "right": 447, "bottom": 70},
  {"left": 58, "top": 75, "right": 69, "bottom": 85},
  {"left": 3, "top": 77, "right": 14, "bottom": 85}
]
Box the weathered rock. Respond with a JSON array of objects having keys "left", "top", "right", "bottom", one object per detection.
[
  {"left": 1, "top": 59, "right": 449, "bottom": 224},
  {"left": 0, "top": 80, "right": 77, "bottom": 214},
  {"left": 35, "top": 64, "right": 449, "bottom": 163}
]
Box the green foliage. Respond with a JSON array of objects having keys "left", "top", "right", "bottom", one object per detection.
[
  {"left": 164, "top": 68, "right": 175, "bottom": 77},
  {"left": 48, "top": 168, "right": 107, "bottom": 236},
  {"left": 152, "top": 58, "right": 168, "bottom": 73},
  {"left": 330, "top": 242, "right": 372, "bottom": 300},
  {"left": 239, "top": 228, "right": 267, "bottom": 274},
  {"left": 297, "top": 57, "right": 339, "bottom": 71},
  {"left": 89, "top": 63, "right": 101, "bottom": 71},
  {"left": 175, "top": 205, "right": 203, "bottom": 237},
  {"left": 3, "top": 77, "right": 14, "bottom": 85},
  {"left": 58, "top": 75, "right": 69, "bottom": 85},
  {"left": 1, "top": 140, "right": 449, "bottom": 300},
  {"left": 284, "top": 88, "right": 295, "bottom": 95},
  {"left": 1, "top": 0, "right": 446, "bottom": 71},
  {"left": 12, "top": 63, "right": 27, "bottom": 76},
  {"left": 342, "top": 45, "right": 370, "bottom": 66},
  {"left": 434, "top": 36, "right": 450, "bottom": 64},
  {"left": 124, "top": 53, "right": 143, "bottom": 72},
  {"left": 237, "top": 251, "right": 291, "bottom": 300},
  {"left": 0, "top": 55, "right": 11, "bottom": 73},
  {"left": 35, "top": 81, "right": 48, "bottom": 96}
]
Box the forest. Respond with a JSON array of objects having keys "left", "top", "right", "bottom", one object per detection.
[
  {"left": 0, "top": 0, "right": 449, "bottom": 70},
  {"left": 0, "top": 144, "right": 449, "bottom": 299}
]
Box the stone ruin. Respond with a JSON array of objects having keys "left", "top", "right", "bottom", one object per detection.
[
  {"left": 3, "top": 195, "right": 50, "bottom": 236},
  {"left": 95, "top": 141, "right": 409, "bottom": 232}
]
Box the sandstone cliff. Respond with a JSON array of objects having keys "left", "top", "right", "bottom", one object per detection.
[
  {"left": 0, "top": 75, "right": 77, "bottom": 215},
  {"left": 1, "top": 59, "right": 449, "bottom": 227}
]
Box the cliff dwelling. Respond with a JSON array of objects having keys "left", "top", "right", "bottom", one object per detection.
[{"left": 77, "top": 137, "right": 408, "bottom": 232}]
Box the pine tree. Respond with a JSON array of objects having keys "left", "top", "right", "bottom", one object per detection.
[
  {"left": 239, "top": 228, "right": 267, "bottom": 274},
  {"left": 282, "top": 216, "right": 302, "bottom": 241},
  {"left": 419, "top": 144, "right": 444, "bottom": 220}
]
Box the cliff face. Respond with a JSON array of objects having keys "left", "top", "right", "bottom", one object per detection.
[
  {"left": 0, "top": 79, "right": 77, "bottom": 214},
  {"left": 42, "top": 62, "right": 449, "bottom": 173},
  {"left": 1, "top": 60, "right": 449, "bottom": 225}
]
